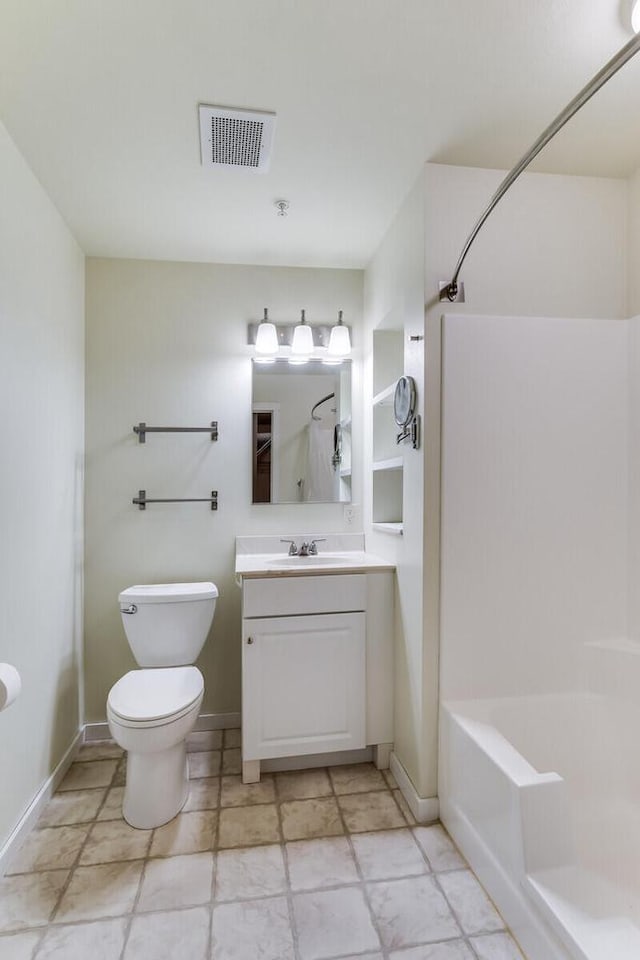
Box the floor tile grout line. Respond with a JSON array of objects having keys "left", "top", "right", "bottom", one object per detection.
[
  {"left": 208, "top": 769, "right": 221, "bottom": 959},
  {"left": 28, "top": 758, "right": 125, "bottom": 953},
  {"left": 328, "top": 765, "right": 391, "bottom": 960}
]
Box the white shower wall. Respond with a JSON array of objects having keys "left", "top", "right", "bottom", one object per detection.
[{"left": 439, "top": 311, "right": 640, "bottom": 959}]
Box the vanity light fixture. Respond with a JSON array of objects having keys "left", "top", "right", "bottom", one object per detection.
[
  {"left": 327, "top": 309, "right": 351, "bottom": 358},
  {"left": 254, "top": 307, "right": 278, "bottom": 362},
  {"left": 290, "top": 309, "right": 313, "bottom": 363}
]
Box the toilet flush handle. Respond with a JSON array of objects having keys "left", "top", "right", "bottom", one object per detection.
[{"left": 121, "top": 604, "right": 138, "bottom": 615}]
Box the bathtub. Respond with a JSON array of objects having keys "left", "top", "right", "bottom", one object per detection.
[{"left": 439, "top": 693, "right": 640, "bottom": 960}]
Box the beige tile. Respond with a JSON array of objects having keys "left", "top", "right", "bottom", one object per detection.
[
  {"left": 0, "top": 930, "right": 42, "bottom": 959},
  {"left": 96, "top": 787, "right": 125, "bottom": 821},
  {"left": 393, "top": 788, "right": 417, "bottom": 825},
  {"left": 218, "top": 804, "right": 280, "bottom": 848},
  {"left": 112, "top": 759, "right": 126, "bottom": 787},
  {"left": 223, "top": 727, "right": 241, "bottom": 749},
  {"left": 149, "top": 810, "right": 217, "bottom": 857},
  {"left": 80, "top": 820, "right": 151, "bottom": 865},
  {"left": 470, "top": 932, "right": 526, "bottom": 960},
  {"left": 329, "top": 763, "right": 387, "bottom": 795},
  {"left": 211, "top": 897, "right": 294, "bottom": 960},
  {"left": 125, "top": 906, "right": 210, "bottom": 960},
  {"left": 352, "top": 829, "right": 427, "bottom": 880},
  {"left": 412, "top": 824, "right": 466, "bottom": 872},
  {"left": 0, "top": 871, "right": 68, "bottom": 932},
  {"left": 187, "top": 729, "right": 222, "bottom": 752},
  {"left": 438, "top": 870, "right": 504, "bottom": 936},
  {"left": 183, "top": 777, "right": 220, "bottom": 811},
  {"left": 338, "top": 791, "right": 406, "bottom": 832},
  {"left": 383, "top": 769, "right": 399, "bottom": 789},
  {"left": 286, "top": 837, "right": 358, "bottom": 891},
  {"left": 188, "top": 750, "right": 221, "bottom": 779},
  {"left": 216, "top": 844, "right": 286, "bottom": 900},
  {"left": 137, "top": 852, "right": 214, "bottom": 912},
  {"left": 221, "top": 748, "right": 242, "bottom": 775},
  {"left": 54, "top": 862, "right": 143, "bottom": 922},
  {"left": 293, "top": 887, "right": 380, "bottom": 960},
  {"left": 220, "top": 774, "right": 275, "bottom": 807},
  {"left": 389, "top": 942, "right": 475, "bottom": 960},
  {"left": 367, "top": 875, "right": 460, "bottom": 949},
  {"left": 8, "top": 825, "right": 89, "bottom": 874},
  {"left": 76, "top": 742, "right": 123, "bottom": 763},
  {"left": 36, "top": 918, "right": 127, "bottom": 959},
  {"left": 38, "top": 790, "right": 105, "bottom": 827},
  {"left": 58, "top": 761, "right": 118, "bottom": 792},
  {"left": 280, "top": 798, "right": 343, "bottom": 841},
  {"left": 275, "top": 769, "right": 332, "bottom": 801}
]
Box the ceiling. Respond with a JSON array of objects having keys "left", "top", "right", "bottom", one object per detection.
[{"left": 1, "top": 0, "right": 639, "bottom": 269}]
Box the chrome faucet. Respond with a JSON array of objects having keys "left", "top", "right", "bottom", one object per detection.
[
  {"left": 300, "top": 538, "right": 326, "bottom": 556},
  {"left": 280, "top": 539, "right": 299, "bottom": 556}
]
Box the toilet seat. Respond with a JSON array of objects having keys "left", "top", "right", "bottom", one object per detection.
[{"left": 108, "top": 666, "right": 203, "bottom": 727}]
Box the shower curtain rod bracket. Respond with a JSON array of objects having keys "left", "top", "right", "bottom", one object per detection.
[{"left": 439, "top": 280, "right": 465, "bottom": 303}]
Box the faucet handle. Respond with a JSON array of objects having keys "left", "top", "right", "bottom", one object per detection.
[
  {"left": 280, "top": 538, "right": 299, "bottom": 556},
  {"left": 309, "top": 539, "right": 326, "bottom": 555}
]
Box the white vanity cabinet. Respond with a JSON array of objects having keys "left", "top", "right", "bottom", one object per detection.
[{"left": 240, "top": 570, "right": 394, "bottom": 784}]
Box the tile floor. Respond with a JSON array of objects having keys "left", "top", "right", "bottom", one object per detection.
[{"left": 0, "top": 731, "right": 526, "bottom": 960}]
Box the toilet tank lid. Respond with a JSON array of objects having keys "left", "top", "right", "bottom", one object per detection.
[{"left": 119, "top": 582, "right": 218, "bottom": 604}]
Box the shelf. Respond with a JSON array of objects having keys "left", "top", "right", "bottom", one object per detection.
[
  {"left": 372, "top": 384, "right": 396, "bottom": 408},
  {"left": 340, "top": 467, "right": 352, "bottom": 479},
  {"left": 372, "top": 522, "right": 403, "bottom": 536},
  {"left": 372, "top": 456, "right": 403, "bottom": 473}
]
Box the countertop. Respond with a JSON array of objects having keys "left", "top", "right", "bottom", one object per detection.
[
  {"left": 235, "top": 550, "right": 395, "bottom": 579},
  {"left": 235, "top": 533, "right": 395, "bottom": 580}
]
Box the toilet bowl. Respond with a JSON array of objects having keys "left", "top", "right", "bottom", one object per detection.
[{"left": 107, "top": 582, "right": 217, "bottom": 829}]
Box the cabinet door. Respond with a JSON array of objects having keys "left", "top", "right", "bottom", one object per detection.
[{"left": 242, "top": 612, "right": 366, "bottom": 761}]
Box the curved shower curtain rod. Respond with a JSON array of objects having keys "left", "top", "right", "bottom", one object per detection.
[{"left": 440, "top": 31, "right": 640, "bottom": 303}]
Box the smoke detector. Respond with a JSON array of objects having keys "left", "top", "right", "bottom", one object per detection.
[{"left": 198, "top": 104, "right": 276, "bottom": 173}]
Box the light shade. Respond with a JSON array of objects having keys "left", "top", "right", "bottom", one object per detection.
[
  {"left": 291, "top": 309, "right": 313, "bottom": 356},
  {"left": 255, "top": 308, "right": 278, "bottom": 355},
  {"left": 328, "top": 310, "right": 351, "bottom": 357},
  {"left": 633, "top": 0, "right": 640, "bottom": 32}
]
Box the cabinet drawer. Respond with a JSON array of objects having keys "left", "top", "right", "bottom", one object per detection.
[{"left": 243, "top": 574, "right": 366, "bottom": 618}]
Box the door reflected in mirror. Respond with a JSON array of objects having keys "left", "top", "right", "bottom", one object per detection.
[{"left": 252, "top": 359, "right": 352, "bottom": 504}]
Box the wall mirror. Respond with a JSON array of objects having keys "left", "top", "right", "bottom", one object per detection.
[{"left": 252, "top": 359, "right": 352, "bottom": 504}]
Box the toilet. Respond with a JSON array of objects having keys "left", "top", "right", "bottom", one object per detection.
[{"left": 107, "top": 581, "right": 218, "bottom": 829}]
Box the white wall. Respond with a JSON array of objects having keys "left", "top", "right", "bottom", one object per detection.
[
  {"left": 0, "top": 121, "right": 84, "bottom": 848},
  {"left": 440, "top": 314, "right": 628, "bottom": 701},
  {"left": 363, "top": 174, "right": 434, "bottom": 796},
  {"left": 84, "top": 259, "right": 362, "bottom": 722},
  {"left": 424, "top": 164, "right": 628, "bottom": 321}
]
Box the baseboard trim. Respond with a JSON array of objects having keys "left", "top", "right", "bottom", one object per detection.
[
  {"left": 83, "top": 711, "right": 242, "bottom": 742},
  {"left": 262, "top": 746, "right": 373, "bottom": 773},
  {"left": 390, "top": 751, "right": 439, "bottom": 824},
  {"left": 0, "top": 729, "right": 83, "bottom": 876},
  {"left": 440, "top": 796, "right": 568, "bottom": 960}
]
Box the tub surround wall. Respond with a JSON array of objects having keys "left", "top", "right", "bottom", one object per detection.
[
  {"left": 84, "top": 259, "right": 363, "bottom": 723},
  {"left": 0, "top": 121, "right": 85, "bottom": 853}
]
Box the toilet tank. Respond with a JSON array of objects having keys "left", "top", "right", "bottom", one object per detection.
[{"left": 119, "top": 582, "right": 218, "bottom": 667}]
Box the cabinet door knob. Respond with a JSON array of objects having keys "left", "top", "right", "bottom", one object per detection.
[{"left": 247, "top": 637, "right": 254, "bottom": 644}]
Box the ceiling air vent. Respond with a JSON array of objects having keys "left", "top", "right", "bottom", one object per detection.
[{"left": 198, "top": 104, "right": 276, "bottom": 173}]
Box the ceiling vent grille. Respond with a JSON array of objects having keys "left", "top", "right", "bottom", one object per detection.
[{"left": 199, "top": 105, "right": 276, "bottom": 173}]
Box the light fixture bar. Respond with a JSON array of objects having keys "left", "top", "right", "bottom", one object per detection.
[{"left": 247, "top": 320, "right": 352, "bottom": 349}]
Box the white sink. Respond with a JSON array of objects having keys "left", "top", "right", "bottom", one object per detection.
[{"left": 267, "top": 555, "right": 348, "bottom": 566}]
